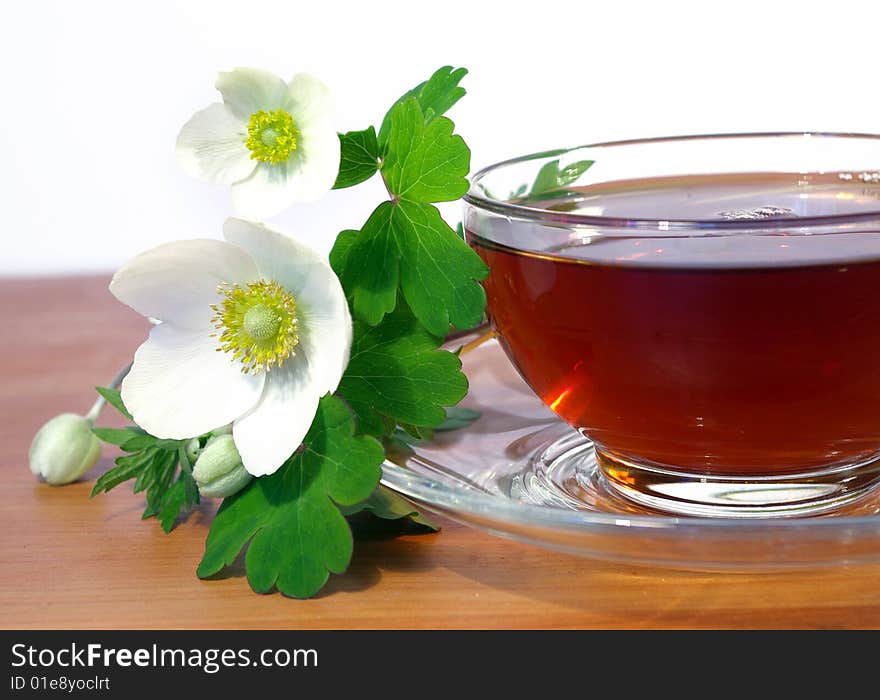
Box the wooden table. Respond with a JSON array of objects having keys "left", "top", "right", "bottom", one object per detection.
[{"left": 3, "top": 276, "right": 880, "bottom": 629}]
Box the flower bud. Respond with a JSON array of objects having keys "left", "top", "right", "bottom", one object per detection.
[
  {"left": 192, "top": 434, "right": 252, "bottom": 498},
  {"left": 29, "top": 413, "right": 103, "bottom": 485},
  {"left": 184, "top": 438, "right": 202, "bottom": 465}
]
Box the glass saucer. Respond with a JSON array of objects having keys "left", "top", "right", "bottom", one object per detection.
[{"left": 379, "top": 331, "right": 880, "bottom": 570}]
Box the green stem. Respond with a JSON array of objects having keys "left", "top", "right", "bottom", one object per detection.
[{"left": 85, "top": 362, "right": 133, "bottom": 423}]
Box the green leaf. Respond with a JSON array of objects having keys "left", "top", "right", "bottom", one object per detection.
[
  {"left": 377, "top": 66, "right": 467, "bottom": 149},
  {"left": 395, "top": 407, "right": 479, "bottom": 445},
  {"left": 382, "top": 98, "right": 470, "bottom": 203},
  {"left": 333, "top": 127, "right": 380, "bottom": 189},
  {"left": 509, "top": 183, "right": 528, "bottom": 199},
  {"left": 328, "top": 228, "right": 359, "bottom": 279},
  {"left": 398, "top": 422, "right": 434, "bottom": 441},
  {"left": 415, "top": 66, "right": 468, "bottom": 124},
  {"left": 90, "top": 433, "right": 197, "bottom": 532},
  {"left": 335, "top": 202, "right": 398, "bottom": 326},
  {"left": 143, "top": 449, "right": 178, "bottom": 519},
  {"left": 178, "top": 444, "right": 193, "bottom": 476},
  {"left": 523, "top": 158, "right": 594, "bottom": 200},
  {"left": 117, "top": 433, "right": 158, "bottom": 451},
  {"left": 436, "top": 406, "right": 481, "bottom": 432},
  {"left": 90, "top": 449, "right": 154, "bottom": 497},
  {"left": 197, "top": 395, "right": 383, "bottom": 598},
  {"left": 158, "top": 472, "right": 199, "bottom": 534},
  {"left": 337, "top": 303, "right": 469, "bottom": 430},
  {"left": 92, "top": 426, "right": 150, "bottom": 449},
  {"left": 393, "top": 406, "right": 481, "bottom": 446},
  {"left": 340, "top": 485, "right": 438, "bottom": 531},
  {"left": 158, "top": 479, "right": 187, "bottom": 532},
  {"left": 337, "top": 200, "right": 488, "bottom": 335},
  {"left": 96, "top": 386, "right": 133, "bottom": 420},
  {"left": 394, "top": 200, "right": 487, "bottom": 335},
  {"left": 341, "top": 399, "right": 386, "bottom": 438}
]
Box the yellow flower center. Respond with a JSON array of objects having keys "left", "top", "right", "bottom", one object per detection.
[
  {"left": 210, "top": 280, "right": 299, "bottom": 374},
  {"left": 244, "top": 108, "right": 298, "bottom": 164}
]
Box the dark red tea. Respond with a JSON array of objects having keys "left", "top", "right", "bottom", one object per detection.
[{"left": 468, "top": 173, "right": 880, "bottom": 475}]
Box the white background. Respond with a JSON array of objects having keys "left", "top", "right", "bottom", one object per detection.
[{"left": 2, "top": 0, "right": 879, "bottom": 276}]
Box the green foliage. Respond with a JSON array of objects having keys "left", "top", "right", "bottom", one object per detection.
[
  {"left": 331, "top": 65, "right": 487, "bottom": 337},
  {"left": 338, "top": 302, "right": 469, "bottom": 432},
  {"left": 331, "top": 203, "right": 398, "bottom": 327},
  {"left": 340, "top": 485, "right": 438, "bottom": 532},
  {"left": 332, "top": 199, "right": 487, "bottom": 337},
  {"left": 91, "top": 437, "right": 198, "bottom": 533},
  {"left": 333, "top": 127, "right": 380, "bottom": 189},
  {"left": 377, "top": 66, "right": 468, "bottom": 148},
  {"left": 197, "top": 396, "right": 383, "bottom": 598},
  {"left": 382, "top": 98, "right": 470, "bottom": 203},
  {"left": 157, "top": 472, "right": 199, "bottom": 533},
  {"left": 90, "top": 389, "right": 198, "bottom": 533},
  {"left": 435, "top": 406, "right": 482, "bottom": 431},
  {"left": 393, "top": 200, "right": 486, "bottom": 335},
  {"left": 516, "top": 158, "right": 595, "bottom": 202},
  {"left": 394, "top": 406, "right": 481, "bottom": 445},
  {"left": 95, "top": 386, "right": 132, "bottom": 420}
]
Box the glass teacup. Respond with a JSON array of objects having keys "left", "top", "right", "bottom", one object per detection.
[{"left": 464, "top": 133, "right": 880, "bottom": 517}]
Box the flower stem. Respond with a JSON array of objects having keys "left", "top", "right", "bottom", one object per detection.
[
  {"left": 380, "top": 170, "right": 399, "bottom": 204},
  {"left": 85, "top": 362, "right": 133, "bottom": 423},
  {"left": 456, "top": 326, "right": 496, "bottom": 357},
  {"left": 444, "top": 323, "right": 494, "bottom": 355}
]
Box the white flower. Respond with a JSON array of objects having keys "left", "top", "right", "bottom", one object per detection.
[
  {"left": 29, "top": 413, "right": 102, "bottom": 485},
  {"left": 176, "top": 68, "right": 341, "bottom": 219},
  {"left": 109, "top": 218, "right": 352, "bottom": 477}
]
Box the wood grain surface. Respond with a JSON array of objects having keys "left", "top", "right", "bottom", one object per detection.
[{"left": 2, "top": 276, "right": 880, "bottom": 629}]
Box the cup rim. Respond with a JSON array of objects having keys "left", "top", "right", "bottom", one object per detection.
[{"left": 464, "top": 131, "right": 880, "bottom": 230}]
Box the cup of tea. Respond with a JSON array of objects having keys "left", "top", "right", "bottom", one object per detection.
[{"left": 463, "top": 133, "right": 880, "bottom": 517}]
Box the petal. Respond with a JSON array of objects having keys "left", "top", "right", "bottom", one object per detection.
[
  {"left": 223, "top": 218, "right": 352, "bottom": 393},
  {"left": 216, "top": 67, "right": 288, "bottom": 121},
  {"left": 229, "top": 123, "right": 340, "bottom": 217},
  {"left": 297, "top": 302, "right": 352, "bottom": 395},
  {"left": 296, "top": 121, "right": 343, "bottom": 196},
  {"left": 233, "top": 353, "right": 322, "bottom": 476},
  {"left": 110, "top": 239, "right": 260, "bottom": 329},
  {"left": 229, "top": 162, "right": 304, "bottom": 220},
  {"left": 175, "top": 103, "right": 256, "bottom": 184},
  {"left": 122, "top": 323, "right": 264, "bottom": 440},
  {"left": 284, "top": 72, "right": 334, "bottom": 128},
  {"left": 222, "top": 218, "right": 337, "bottom": 306}
]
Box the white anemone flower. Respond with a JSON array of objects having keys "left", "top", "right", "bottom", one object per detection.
[
  {"left": 109, "top": 218, "right": 352, "bottom": 477},
  {"left": 177, "top": 68, "right": 341, "bottom": 219}
]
